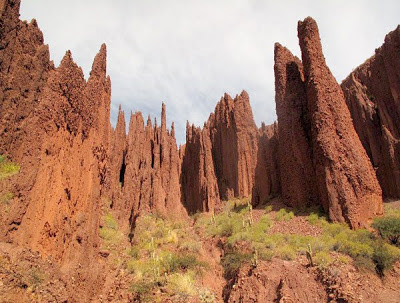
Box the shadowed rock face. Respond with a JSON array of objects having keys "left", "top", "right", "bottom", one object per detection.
[
  {"left": 252, "top": 122, "right": 281, "bottom": 207},
  {"left": 181, "top": 122, "right": 220, "bottom": 214},
  {"left": 297, "top": 17, "right": 383, "bottom": 228},
  {"left": 274, "top": 43, "right": 317, "bottom": 208},
  {"left": 341, "top": 25, "right": 400, "bottom": 199}
]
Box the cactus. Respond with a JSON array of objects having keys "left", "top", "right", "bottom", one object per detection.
[
  {"left": 251, "top": 249, "right": 259, "bottom": 268},
  {"left": 306, "top": 243, "right": 313, "bottom": 267}
]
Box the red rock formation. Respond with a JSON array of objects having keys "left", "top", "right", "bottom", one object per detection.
[
  {"left": 0, "top": 0, "right": 53, "bottom": 159},
  {"left": 252, "top": 122, "right": 281, "bottom": 207},
  {"left": 297, "top": 17, "right": 383, "bottom": 227},
  {"left": 181, "top": 122, "right": 220, "bottom": 214},
  {"left": 274, "top": 43, "right": 317, "bottom": 208},
  {"left": 341, "top": 25, "right": 400, "bottom": 198},
  {"left": 209, "top": 90, "right": 259, "bottom": 200},
  {"left": 110, "top": 104, "right": 188, "bottom": 233}
]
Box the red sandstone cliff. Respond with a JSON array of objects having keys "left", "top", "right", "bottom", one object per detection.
[
  {"left": 181, "top": 122, "right": 220, "bottom": 214},
  {"left": 341, "top": 25, "right": 400, "bottom": 199},
  {"left": 297, "top": 17, "right": 383, "bottom": 227},
  {"left": 209, "top": 91, "right": 259, "bottom": 200},
  {"left": 0, "top": 0, "right": 53, "bottom": 159},
  {"left": 109, "top": 104, "right": 188, "bottom": 234},
  {"left": 252, "top": 122, "right": 281, "bottom": 206},
  {"left": 274, "top": 43, "right": 318, "bottom": 208}
]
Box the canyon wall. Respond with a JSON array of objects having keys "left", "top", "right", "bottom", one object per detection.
[{"left": 341, "top": 25, "right": 400, "bottom": 199}]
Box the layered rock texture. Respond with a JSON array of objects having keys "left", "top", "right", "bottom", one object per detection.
[
  {"left": 341, "top": 25, "right": 400, "bottom": 199},
  {"left": 264, "top": 17, "right": 383, "bottom": 228}
]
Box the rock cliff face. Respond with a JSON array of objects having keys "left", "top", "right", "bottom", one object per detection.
[
  {"left": 181, "top": 90, "right": 260, "bottom": 211},
  {"left": 109, "top": 104, "right": 188, "bottom": 233},
  {"left": 297, "top": 17, "right": 382, "bottom": 227},
  {"left": 274, "top": 43, "right": 317, "bottom": 208},
  {"left": 181, "top": 122, "right": 220, "bottom": 214},
  {"left": 252, "top": 123, "right": 281, "bottom": 206},
  {"left": 341, "top": 25, "right": 400, "bottom": 199},
  {"left": 0, "top": 0, "right": 53, "bottom": 160},
  {"left": 209, "top": 91, "right": 259, "bottom": 200}
]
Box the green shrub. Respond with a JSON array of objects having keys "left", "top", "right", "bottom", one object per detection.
[
  {"left": 275, "top": 208, "right": 294, "bottom": 222},
  {"left": 313, "top": 251, "right": 332, "bottom": 268},
  {"left": 167, "top": 272, "right": 196, "bottom": 296},
  {"left": 308, "top": 213, "right": 320, "bottom": 225},
  {"left": 372, "top": 241, "right": 400, "bottom": 276},
  {"left": 221, "top": 252, "right": 252, "bottom": 279},
  {"left": 372, "top": 216, "right": 400, "bottom": 246},
  {"left": 0, "top": 155, "right": 20, "bottom": 179},
  {"left": 276, "top": 245, "right": 296, "bottom": 260}
]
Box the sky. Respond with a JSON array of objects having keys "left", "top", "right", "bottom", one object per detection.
[{"left": 20, "top": 0, "right": 400, "bottom": 144}]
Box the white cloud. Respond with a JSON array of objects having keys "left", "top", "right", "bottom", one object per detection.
[{"left": 20, "top": 0, "right": 400, "bottom": 144}]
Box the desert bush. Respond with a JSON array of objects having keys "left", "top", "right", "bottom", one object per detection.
[
  {"left": 221, "top": 251, "right": 252, "bottom": 279},
  {"left": 313, "top": 251, "right": 333, "bottom": 268},
  {"left": 167, "top": 271, "right": 196, "bottom": 297},
  {"left": 372, "top": 241, "right": 400, "bottom": 276},
  {"left": 275, "top": 208, "right": 294, "bottom": 222},
  {"left": 372, "top": 216, "right": 400, "bottom": 246},
  {"left": 0, "top": 155, "right": 20, "bottom": 179},
  {"left": 276, "top": 245, "right": 296, "bottom": 260}
]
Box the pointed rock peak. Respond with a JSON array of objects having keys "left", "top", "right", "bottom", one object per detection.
[
  {"left": 30, "top": 18, "right": 38, "bottom": 27},
  {"left": 161, "top": 102, "right": 166, "bottom": 129},
  {"left": 298, "top": 17, "right": 325, "bottom": 70},
  {"left": 171, "top": 122, "right": 175, "bottom": 138},
  {"left": 154, "top": 117, "right": 158, "bottom": 128},
  {"left": 234, "top": 90, "right": 250, "bottom": 104},
  {"left": 59, "top": 50, "right": 83, "bottom": 77},
  {"left": 90, "top": 43, "right": 107, "bottom": 79},
  {"left": 147, "top": 115, "right": 152, "bottom": 127}
]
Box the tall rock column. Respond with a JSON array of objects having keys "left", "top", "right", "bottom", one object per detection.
[
  {"left": 274, "top": 43, "right": 317, "bottom": 208},
  {"left": 298, "top": 17, "right": 383, "bottom": 228}
]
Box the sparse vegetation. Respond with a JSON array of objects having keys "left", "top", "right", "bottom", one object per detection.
[
  {"left": 126, "top": 214, "right": 213, "bottom": 301},
  {"left": 195, "top": 198, "right": 400, "bottom": 277},
  {"left": 99, "top": 212, "right": 123, "bottom": 249},
  {"left": 0, "top": 155, "right": 20, "bottom": 179}
]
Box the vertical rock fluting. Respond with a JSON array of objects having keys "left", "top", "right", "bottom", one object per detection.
[
  {"left": 181, "top": 122, "right": 220, "bottom": 214},
  {"left": 297, "top": 17, "right": 383, "bottom": 227},
  {"left": 109, "top": 104, "right": 188, "bottom": 232},
  {"left": 274, "top": 43, "right": 318, "bottom": 208},
  {"left": 209, "top": 90, "right": 259, "bottom": 200},
  {"left": 341, "top": 25, "right": 400, "bottom": 198},
  {"left": 0, "top": 0, "right": 53, "bottom": 159},
  {"left": 252, "top": 123, "right": 281, "bottom": 207}
]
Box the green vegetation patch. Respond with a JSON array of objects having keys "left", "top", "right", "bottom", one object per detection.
[{"left": 0, "top": 155, "right": 20, "bottom": 180}]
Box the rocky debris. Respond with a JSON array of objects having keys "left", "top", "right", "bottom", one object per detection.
[
  {"left": 110, "top": 104, "right": 188, "bottom": 230},
  {"left": 341, "top": 25, "right": 400, "bottom": 199},
  {"left": 274, "top": 43, "right": 318, "bottom": 208},
  {"left": 252, "top": 123, "right": 281, "bottom": 207},
  {"left": 227, "top": 260, "right": 327, "bottom": 303},
  {"left": 181, "top": 122, "right": 220, "bottom": 214}
]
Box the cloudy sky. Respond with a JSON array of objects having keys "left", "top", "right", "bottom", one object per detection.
[{"left": 20, "top": 0, "right": 400, "bottom": 144}]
